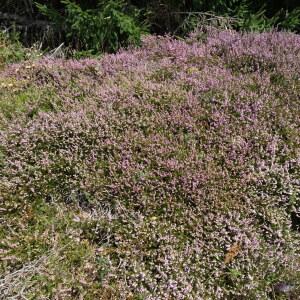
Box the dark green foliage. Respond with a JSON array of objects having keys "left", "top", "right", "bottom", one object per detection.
[
  {"left": 36, "top": 0, "right": 147, "bottom": 53},
  {"left": 142, "top": 0, "right": 300, "bottom": 34}
]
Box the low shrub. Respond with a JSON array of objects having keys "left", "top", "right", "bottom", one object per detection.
[
  {"left": 0, "top": 31, "right": 27, "bottom": 69},
  {"left": 1, "top": 28, "right": 300, "bottom": 298},
  {"left": 36, "top": 0, "right": 148, "bottom": 53}
]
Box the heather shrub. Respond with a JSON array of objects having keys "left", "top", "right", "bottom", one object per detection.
[
  {"left": 0, "top": 81, "right": 59, "bottom": 125},
  {"left": 1, "top": 28, "right": 300, "bottom": 299}
]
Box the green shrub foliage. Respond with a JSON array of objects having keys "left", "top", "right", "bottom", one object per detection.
[
  {"left": 36, "top": 0, "right": 147, "bottom": 53},
  {"left": 138, "top": 0, "right": 300, "bottom": 34}
]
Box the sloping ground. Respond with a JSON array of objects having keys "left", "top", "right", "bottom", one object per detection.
[{"left": 0, "top": 28, "right": 300, "bottom": 299}]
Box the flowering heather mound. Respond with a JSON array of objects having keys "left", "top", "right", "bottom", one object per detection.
[{"left": 1, "top": 28, "right": 300, "bottom": 299}]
